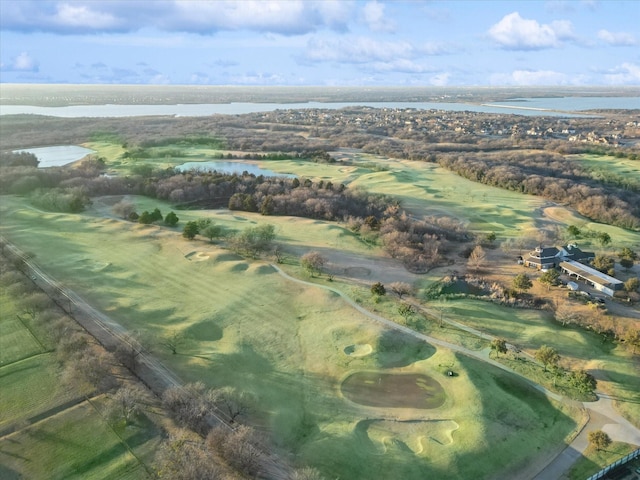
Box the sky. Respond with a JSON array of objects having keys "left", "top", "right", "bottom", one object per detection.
[{"left": 0, "top": 0, "right": 639, "bottom": 86}]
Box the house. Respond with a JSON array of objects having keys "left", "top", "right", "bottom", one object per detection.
[
  {"left": 558, "top": 243, "right": 595, "bottom": 263},
  {"left": 523, "top": 246, "right": 560, "bottom": 270},
  {"left": 523, "top": 244, "right": 594, "bottom": 270},
  {"left": 559, "top": 260, "right": 624, "bottom": 297}
]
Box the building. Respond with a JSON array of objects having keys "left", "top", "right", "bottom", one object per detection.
[
  {"left": 559, "top": 260, "right": 624, "bottom": 297},
  {"left": 523, "top": 244, "right": 594, "bottom": 270}
]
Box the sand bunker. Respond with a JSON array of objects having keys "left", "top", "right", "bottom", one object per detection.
[
  {"left": 185, "top": 251, "right": 210, "bottom": 262},
  {"left": 344, "top": 344, "right": 373, "bottom": 357}
]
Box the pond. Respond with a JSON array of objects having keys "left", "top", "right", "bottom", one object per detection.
[
  {"left": 13, "top": 145, "right": 96, "bottom": 167},
  {"left": 341, "top": 372, "right": 446, "bottom": 409},
  {"left": 176, "top": 161, "right": 295, "bottom": 177}
]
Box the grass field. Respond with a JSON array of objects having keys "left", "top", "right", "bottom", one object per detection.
[
  {"left": 0, "top": 256, "right": 158, "bottom": 479},
  {"left": 0, "top": 397, "right": 157, "bottom": 480},
  {"left": 0, "top": 196, "right": 587, "bottom": 479},
  {"left": 86, "top": 141, "right": 640, "bottom": 249}
]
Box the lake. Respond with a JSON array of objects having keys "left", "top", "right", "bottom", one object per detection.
[
  {"left": 13, "top": 145, "right": 96, "bottom": 167},
  {"left": 176, "top": 161, "right": 296, "bottom": 177},
  {"left": 2, "top": 96, "right": 636, "bottom": 118}
]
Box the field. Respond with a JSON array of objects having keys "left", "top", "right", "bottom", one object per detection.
[
  {"left": 0, "top": 196, "right": 586, "bottom": 479},
  {"left": 3, "top": 137, "right": 640, "bottom": 479},
  {"left": 0, "top": 255, "right": 158, "bottom": 479}
]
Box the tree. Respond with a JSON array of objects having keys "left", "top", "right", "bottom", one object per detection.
[
  {"left": 112, "top": 200, "right": 136, "bottom": 219},
  {"left": 231, "top": 224, "right": 276, "bottom": 257},
  {"left": 570, "top": 369, "right": 597, "bottom": 394},
  {"left": 491, "top": 338, "right": 508, "bottom": 358},
  {"left": 155, "top": 431, "right": 221, "bottom": 480},
  {"left": 301, "top": 251, "right": 325, "bottom": 277},
  {"left": 110, "top": 384, "right": 146, "bottom": 425},
  {"left": 398, "top": 303, "right": 413, "bottom": 320},
  {"left": 164, "top": 211, "right": 179, "bottom": 226},
  {"left": 539, "top": 269, "right": 560, "bottom": 290},
  {"left": 202, "top": 224, "right": 224, "bottom": 243},
  {"left": 567, "top": 225, "right": 581, "bottom": 238},
  {"left": 485, "top": 232, "right": 497, "bottom": 244},
  {"left": 161, "top": 330, "right": 183, "bottom": 355},
  {"left": 467, "top": 245, "right": 486, "bottom": 272},
  {"left": 182, "top": 221, "right": 199, "bottom": 240},
  {"left": 389, "top": 282, "right": 413, "bottom": 299},
  {"left": 206, "top": 386, "right": 252, "bottom": 423},
  {"left": 618, "top": 247, "right": 638, "bottom": 261},
  {"left": 512, "top": 273, "right": 533, "bottom": 293},
  {"left": 596, "top": 231, "right": 611, "bottom": 248},
  {"left": 535, "top": 345, "right": 559, "bottom": 372},
  {"left": 588, "top": 430, "right": 611, "bottom": 451},
  {"left": 555, "top": 304, "right": 580, "bottom": 327},
  {"left": 138, "top": 210, "right": 153, "bottom": 224},
  {"left": 593, "top": 255, "right": 615, "bottom": 275},
  {"left": 150, "top": 207, "right": 163, "bottom": 223},
  {"left": 624, "top": 277, "right": 639, "bottom": 293},
  {"left": 622, "top": 328, "right": 640, "bottom": 354},
  {"left": 114, "top": 334, "right": 144, "bottom": 373},
  {"left": 371, "top": 282, "right": 386, "bottom": 296}
]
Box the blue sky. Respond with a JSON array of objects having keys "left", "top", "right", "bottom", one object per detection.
[{"left": 0, "top": 0, "right": 638, "bottom": 86}]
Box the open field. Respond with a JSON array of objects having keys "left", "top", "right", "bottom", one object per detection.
[
  {"left": 85, "top": 141, "right": 640, "bottom": 251},
  {"left": 0, "top": 397, "right": 157, "bottom": 480},
  {"left": 0, "top": 196, "right": 586, "bottom": 479},
  {"left": 0, "top": 259, "right": 159, "bottom": 479}
]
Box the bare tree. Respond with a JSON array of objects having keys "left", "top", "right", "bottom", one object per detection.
[
  {"left": 467, "top": 245, "right": 486, "bottom": 272},
  {"left": 389, "top": 282, "right": 414, "bottom": 299},
  {"left": 300, "top": 251, "right": 325, "bottom": 277},
  {"left": 110, "top": 384, "right": 146, "bottom": 425},
  {"left": 112, "top": 199, "right": 136, "bottom": 219},
  {"left": 114, "top": 334, "right": 144, "bottom": 372},
  {"left": 206, "top": 387, "right": 253, "bottom": 423},
  {"left": 155, "top": 430, "right": 222, "bottom": 480},
  {"left": 161, "top": 330, "right": 184, "bottom": 355},
  {"left": 207, "top": 425, "right": 263, "bottom": 477}
]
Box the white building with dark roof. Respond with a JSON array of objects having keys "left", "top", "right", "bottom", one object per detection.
[{"left": 559, "top": 260, "right": 624, "bottom": 297}]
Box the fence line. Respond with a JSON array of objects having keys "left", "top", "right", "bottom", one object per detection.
[{"left": 585, "top": 448, "right": 640, "bottom": 480}]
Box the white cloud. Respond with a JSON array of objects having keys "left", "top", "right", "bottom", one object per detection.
[
  {"left": 304, "top": 37, "right": 415, "bottom": 63},
  {"left": 303, "top": 36, "right": 455, "bottom": 66},
  {"left": 0, "top": 0, "right": 354, "bottom": 35},
  {"left": 488, "top": 12, "right": 574, "bottom": 50},
  {"left": 597, "top": 29, "right": 637, "bottom": 46},
  {"left": 429, "top": 72, "right": 450, "bottom": 86},
  {"left": 0, "top": 51, "right": 39, "bottom": 72},
  {"left": 490, "top": 69, "right": 570, "bottom": 85},
  {"left": 53, "top": 3, "right": 119, "bottom": 29},
  {"left": 362, "top": 1, "right": 395, "bottom": 33},
  {"left": 603, "top": 63, "right": 640, "bottom": 85}
]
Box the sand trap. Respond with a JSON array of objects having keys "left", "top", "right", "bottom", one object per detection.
[
  {"left": 185, "top": 251, "right": 210, "bottom": 262},
  {"left": 344, "top": 344, "right": 373, "bottom": 357}
]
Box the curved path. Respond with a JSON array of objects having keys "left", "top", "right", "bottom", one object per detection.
[{"left": 270, "top": 264, "right": 640, "bottom": 479}]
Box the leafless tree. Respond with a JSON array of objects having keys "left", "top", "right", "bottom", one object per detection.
[
  {"left": 467, "top": 245, "right": 486, "bottom": 272},
  {"left": 110, "top": 384, "right": 146, "bottom": 425},
  {"left": 389, "top": 282, "right": 413, "bottom": 299},
  {"left": 206, "top": 387, "right": 253, "bottom": 423}
]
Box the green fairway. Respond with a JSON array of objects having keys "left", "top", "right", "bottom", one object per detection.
[{"left": 0, "top": 196, "right": 587, "bottom": 479}]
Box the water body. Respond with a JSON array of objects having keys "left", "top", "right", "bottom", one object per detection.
[
  {"left": 176, "top": 161, "right": 295, "bottom": 177},
  {"left": 2, "top": 96, "right": 636, "bottom": 118},
  {"left": 13, "top": 145, "right": 96, "bottom": 167},
  {"left": 486, "top": 96, "right": 640, "bottom": 112}
]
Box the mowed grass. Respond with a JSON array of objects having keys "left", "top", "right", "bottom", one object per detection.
[
  {"left": 435, "top": 298, "right": 640, "bottom": 424},
  {"left": 0, "top": 292, "right": 47, "bottom": 366},
  {"left": 0, "top": 197, "right": 584, "bottom": 479},
  {"left": 0, "top": 353, "right": 77, "bottom": 431},
  {"left": 0, "top": 398, "right": 154, "bottom": 480}
]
